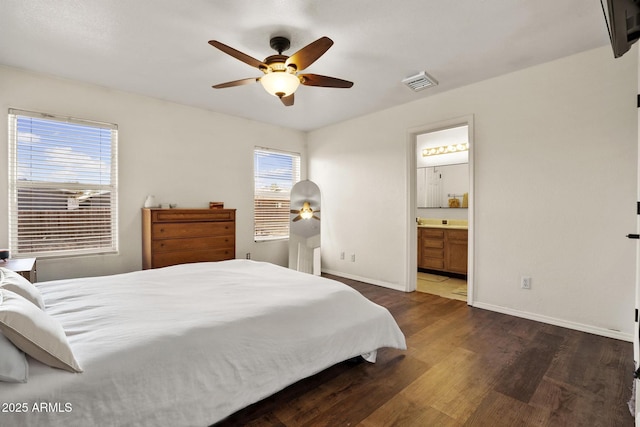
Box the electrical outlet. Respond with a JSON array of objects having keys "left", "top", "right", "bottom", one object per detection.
[
  {"left": 340, "top": 251, "right": 345, "bottom": 260},
  {"left": 521, "top": 276, "right": 531, "bottom": 289},
  {"left": 351, "top": 254, "right": 356, "bottom": 262},
  {"left": 246, "top": 252, "right": 251, "bottom": 260}
]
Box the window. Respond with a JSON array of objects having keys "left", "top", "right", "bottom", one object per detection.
[
  {"left": 8, "top": 109, "right": 118, "bottom": 257},
  {"left": 254, "top": 148, "right": 300, "bottom": 241}
]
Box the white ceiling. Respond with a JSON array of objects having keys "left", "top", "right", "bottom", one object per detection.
[{"left": 0, "top": 1, "right": 612, "bottom": 132}]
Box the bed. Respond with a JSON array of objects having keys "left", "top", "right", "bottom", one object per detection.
[{"left": 0, "top": 259, "right": 406, "bottom": 426}]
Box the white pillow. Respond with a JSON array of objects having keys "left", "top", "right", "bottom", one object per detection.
[
  {"left": 0, "top": 267, "right": 45, "bottom": 310},
  {"left": 0, "top": 332, "right": 28, "bottom": 383},
  {"left": 0, "top": 289, "right": 82, "bottom": 373}
]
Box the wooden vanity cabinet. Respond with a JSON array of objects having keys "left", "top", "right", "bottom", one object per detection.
[
  {"left": 445, "top": 229, "right": 468, "bottom": 274},
  {"left": 419, "top": 228, "right": 445, "bottom": 270},
  {"left": 418, "top": 227, "right": 467, "bottom": 275},
  {"left": 142, "top": 208, "right": 236, "bottom": 269}
]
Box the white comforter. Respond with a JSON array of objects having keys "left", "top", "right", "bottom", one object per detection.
[{"left": 0, "top": 260, "right": 406, "bottom": 426}]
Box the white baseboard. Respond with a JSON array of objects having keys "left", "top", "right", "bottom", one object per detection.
[
  {"left": 472, "top": 301, "right": 633, "bottom": 342},
  {"left": 321, "top": 269, "right": 631, "bottom": 342},
  {"left": 321, "top": 269, "right": 407, "bottom": 292}
]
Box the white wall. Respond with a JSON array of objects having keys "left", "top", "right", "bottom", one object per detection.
[
  {"left": 308, "top": 46, "right": 638, "bottom": 339},
  {"left": 417, "top": 208, "right": 468, "bottom": 221},
  {"left": 0, "top": 65, "right": 306, "bottom": 281}
]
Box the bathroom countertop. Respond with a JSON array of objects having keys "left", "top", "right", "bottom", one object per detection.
[
  {"left": 417, "top": 218, "right": 468, "bottom": 229},
  {"left": 417, "top": 224, "right": 468, "bottom": 230}
]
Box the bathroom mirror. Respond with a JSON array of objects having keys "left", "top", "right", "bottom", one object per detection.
[
  {"left": 416, "top": 124, "right": 470, "bottom": 209},
  {"left": 289, "top": 180, "right": 321, "bottom": 275},
  {"left": 417, "top": 163, "right": 469, "bottom": 208}
]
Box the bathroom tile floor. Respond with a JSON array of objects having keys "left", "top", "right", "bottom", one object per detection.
[{"left": 416, "top": 272, "right": 467, "bottom": 301}]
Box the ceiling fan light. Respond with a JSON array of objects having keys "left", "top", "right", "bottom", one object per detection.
[
  {"left": 260, "top": 71, "right": 300, "bottom": 98},
  {"left": 300, "top": 201, "right": 314, "bottom": 219}
]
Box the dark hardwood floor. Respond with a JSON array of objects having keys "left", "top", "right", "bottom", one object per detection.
[{"left": 215, "top": 274, "right": 635, "bottom": 426}]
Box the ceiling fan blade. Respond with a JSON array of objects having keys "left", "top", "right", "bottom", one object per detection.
[
  {"left": 281, "top": 93, "right": 294, "bottom": 106},
  {"left": 208, "top": 40, "right": 267, "bottom": 69},
  {"left": 212, "top": 77, "right": 259, "bottom": 89},
  {"left": 285, "top": 37, "right": 333, "bottom": 71},
  {"left": 300, "top": 74, "right": 353, "bottom": 88},
  {"left": 312, "top": 215, "right": 320, "bottom": 221},
  {"left": 290, "top": 209, "right": 300, "bottom": 214},
  {"left": 293, "top": 215, "right": 302, "bottom": 222}
]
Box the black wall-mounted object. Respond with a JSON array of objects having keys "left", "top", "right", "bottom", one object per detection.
[{"left": 601, "top": 0, "right": 640, "bottom": 58}]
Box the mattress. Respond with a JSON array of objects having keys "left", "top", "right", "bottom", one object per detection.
[{"left": 0, "top": 260, "right": 406, "bottom": 426}]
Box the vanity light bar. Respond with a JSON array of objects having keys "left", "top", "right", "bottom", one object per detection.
[{"left": 422, "top": 142, "right": 469, "bottom": 157}]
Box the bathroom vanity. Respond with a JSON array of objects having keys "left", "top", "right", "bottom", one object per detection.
[{"left": 418, "top": 220, "right": 468, "bottom": 275}]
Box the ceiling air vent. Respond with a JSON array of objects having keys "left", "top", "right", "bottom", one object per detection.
[{"left": 402, "top": 71, "right": 438, "bottom": 92}]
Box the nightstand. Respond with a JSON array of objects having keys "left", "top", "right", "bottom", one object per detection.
[{"left": 1, "top": 258, "right": 37, "bottom": 283}]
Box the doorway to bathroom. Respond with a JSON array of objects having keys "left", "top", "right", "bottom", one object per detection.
[{"left": 408, "top": 117, "right": 473, "bottom": 303}]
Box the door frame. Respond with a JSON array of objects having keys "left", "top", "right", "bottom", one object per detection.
[
  {"left": 634, "top": 46, "right": 640, "bottom": 422},
  {"left": 406, "top": 115, "right": 475, "bottom": 304}
]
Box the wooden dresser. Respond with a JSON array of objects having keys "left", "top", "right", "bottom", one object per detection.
[{"left": 142, "top": 208, "right": 236, "bottom": 269}]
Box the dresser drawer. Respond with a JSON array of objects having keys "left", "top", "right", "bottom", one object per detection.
[
  {"left": 152, "top": 222, "right": 234, "bottom": 239},
  {"left": 152, "top": 209, "right": 235, "bottom": 223},
  {"left": 152, "top": 235, "right": 234, "bottom": 253},
  {"left": 152, "top": 248, "right": 235, "bottom": 268}
]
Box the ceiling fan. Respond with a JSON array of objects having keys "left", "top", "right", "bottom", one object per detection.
[
  {"left": 291, "top": 201, "right": 320, "bottom": 222},
  {"left": 208, "top": 36, "right": 353, "bottom": 106}
]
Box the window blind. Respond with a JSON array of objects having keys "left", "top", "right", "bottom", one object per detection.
[
  {"left": 8, "top": 109, "right": 118, "bottom": 257},
  {"left": 254, "top": 148, "right": 300, "bottom": 241}
]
